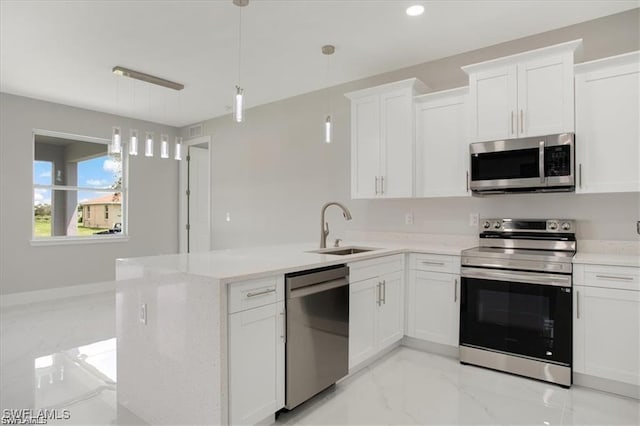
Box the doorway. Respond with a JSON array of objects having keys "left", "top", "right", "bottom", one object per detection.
[{"left": 178, "top": 135, "right": 211, "bottom": 253}]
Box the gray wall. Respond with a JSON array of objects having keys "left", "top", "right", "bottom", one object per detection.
[
  {"left": 189, "top": 9, "right": 640, "bottom": 250},
  {"left": 0, "top": 93, "right": 180, "bottom": 295}
]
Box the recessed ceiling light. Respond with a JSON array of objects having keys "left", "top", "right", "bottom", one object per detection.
[{"left": 406, "top": 5, "right": 425, "bottom": 17}]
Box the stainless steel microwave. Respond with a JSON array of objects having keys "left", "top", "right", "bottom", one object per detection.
[{"left": 469, "top": 133, "right": 574, "bottom": 194}]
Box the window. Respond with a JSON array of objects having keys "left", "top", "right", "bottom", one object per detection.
[{"left": 33, "top": 131, "right": 126, "bottom": 241}]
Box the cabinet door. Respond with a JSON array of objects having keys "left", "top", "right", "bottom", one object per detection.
[
  {"left": 351, "top": 95, "right": 381, "bottom": 199},
  {"left": 517, "top": 54, "right": 574, "bottom": 137},
  {"left": 349, "top": 278, "right": 378, "bottom": 369},
  {"left": 229, "top": 301, "right": 285, "bottom": 425},
  {"left": 574, "top": 286, "right": 640, "bottom": 385},
  {"left": 468, "top": 65, "right": 518, "bottom": 142},
  {"left": 575, "top": 59, "right": 640, "bottom": 193},
  {"left": 408, "top": 271, "right": 459, "bottom": 346},
  {"left": 415, "top": 91, "right": 470, "bottom": 197},
  {"left": 380, "top": 89, "right": 414, "bottom": 198},
  {"left": 377, "top": 271, "right": 404, "bottom": 349}
]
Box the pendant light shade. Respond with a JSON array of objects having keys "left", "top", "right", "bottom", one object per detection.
[
  {"left": 145, "top": 132, "right": 154, "bottom": 157},
  {"left": 324, "top": 115, "right": 332, "bottom": 144},
  {"left": 129, "top": 129, "right": 139, "bottom": 156},
  {"left": 111, "top": 126, "right": 122, "bottom": 154},
  {"left": 174, "top": 136, "right": 183, "bottom": 161},
  {"left": 234, "top": 86, "right": 244, "bottom": 123},
  {"left": 160, "top": 134, "right": 170, "bottom": 159}
]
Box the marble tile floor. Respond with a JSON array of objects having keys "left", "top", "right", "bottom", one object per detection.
[{"left": 1, "top": 291, "right": 638, "bottom": 425}]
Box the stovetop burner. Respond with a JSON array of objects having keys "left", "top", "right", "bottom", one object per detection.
[{"left": 462, "top": 218, "right": 576, "bottom": 274}]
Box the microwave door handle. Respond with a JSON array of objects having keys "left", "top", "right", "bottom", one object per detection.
[{"left": 539, "top": 140, "right": 545, "bottom": 184}]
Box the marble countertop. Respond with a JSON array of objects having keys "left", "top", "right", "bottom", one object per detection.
[{"left": 116, "top": 240, "right": 470, "bottom": 283}]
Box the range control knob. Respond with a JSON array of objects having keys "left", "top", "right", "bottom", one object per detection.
[
  {"left": 493, "top": 221, "right": 502, "bottom": 230},
  {"left": 548, "top": 221, "right": 559, "bottom": 231},
  {"left": 561, "top": 222, "right": 571, "bottom": 231},
  {"left": 483, "top": 221, "right": 491, "bottom": 229}
]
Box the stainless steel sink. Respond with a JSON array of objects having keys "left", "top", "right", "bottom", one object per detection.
[{"left": 308, "top": 246, "right": 379, "bottom": 256}]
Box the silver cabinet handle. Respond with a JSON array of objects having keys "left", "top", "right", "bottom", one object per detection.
[
  {"left": 376, "top": 282, "right": 381, "bottom": 306},
  {"left": 454, "top": 278, "right": 458, "bottom": 302},
  {"left": 511, "top": 111, "right": 515, "bottom": 135},
  {"left": 421, "top": 261, "right": 445, "bottom": 266},
  {"left": 246, "top": 288, "right": 276, "bottom": 298},
  {"left": 596, "top": 274, "right": 634, "bottom": 281},
  {"left": 282, "top": 309, "right": 287, "bottom": 343},
  {"left": 382, "top": 280, "right": 386, "bottom": 305},
  {"left": 576, "top": 290, "right": 580, "bottom": 319},
  {"left": 539, "top": 140, "right": 545, "bottom": 184},
  {"left": 375, "top": 176, "right": 379, "bottom": 195},
  {"left": 520, "top": 109, "right": 524, "bottom": 134},
  {"left": 579, "top": 164, "right": 582, "bottom": 188},
  {"left": 466, "top": 171, "right": 469, "bottom": 192},
  {"left": 381, "top": 176, "right": 385, "bottom": 195}
]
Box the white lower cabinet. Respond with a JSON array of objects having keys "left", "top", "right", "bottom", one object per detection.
[
  {"left": 348, "top": 256, "right": 405, "bottom": 369},
  {"left": 228, "top": 298, "right": 285, "bottom": 425},
  {"left": 573, "top": 265, "right": 640, "bottom": 387},
  {"left": 407, "top": 253, "right": 461, "bottom": 348},
  {"left": 407, "top": 270, "right": 460, "bottom": 346}
]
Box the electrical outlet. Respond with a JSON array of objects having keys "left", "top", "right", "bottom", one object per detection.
[
  {"left": 469, "top": 213, "right": 479, "bottom": 227},
  {"left": 405, "top": 213, "right": 414, "bottom": 225},
  {"left": 140, "top": 303, "right": 147, "bottom": 325}
]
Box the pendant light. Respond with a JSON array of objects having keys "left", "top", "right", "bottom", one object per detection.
[
  {"left": 174, "top": 136, "right": 183, "bottom": 161},
  {"left": 160, "top": 134, "right": 170, "bottom": 159},
  {"left": 145, "top": 132, "right": 154, "bottom": 157},
  {"left": 322, "top": 44, "right": 335, "bottom": 144},
  {"left": 233, "top": 0, "right": 249, "bottom": 123},
  {"left": 129, "top": 129, "right": 139, "bottom": 156},
  {"left": 111, "top": 126, "right": 122, "bottom": 154}
]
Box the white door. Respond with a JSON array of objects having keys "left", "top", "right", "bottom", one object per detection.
[
  {"left": 351, "top": 96, "right": 381, "bottom": 199},
  {"left": 349, "top": 278, "right": 378, "bottom": 369},
  {"left": 415, "top": 90, "right": 470, "bottom": 197},
  {"left": 188, "top": 145, "right": 210, "bottom": 252},
  {"left": 468, "top": 65, "right": 518, "bottom": 142},
  {"left": 380, "top": 89, "right": 413, "bottom": 198},
  {"left": 408, "top": 271, "right": 458, "bottom": 346},
  {"left": 376, "top": 271, "right": 404, "bottom": 349},
  {"left": 575, "top": 58, "right": 640, "bottom": 193},
  {"left": 517, "top": 54, "right": 574, "bottom": 137},
  {"left": 228, "top": 301, "right": 285, "bottom": 425}
]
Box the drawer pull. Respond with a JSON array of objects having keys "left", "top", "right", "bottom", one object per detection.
[
  {"left": 246, "top": 288, "right": 276, "bottom": 298},
  {"left": 577, "top": 290, "right": 580, "bottom": 319},
  {"left": 595, "top": 275, "right": 634, "bottom": 281},
  {"left": 421, "top": 261, "right": 445, "bottom": 266}
]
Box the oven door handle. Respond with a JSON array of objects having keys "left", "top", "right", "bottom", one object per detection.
[{"left": 461, "top": 267, "right": 571, "bottom": 287}]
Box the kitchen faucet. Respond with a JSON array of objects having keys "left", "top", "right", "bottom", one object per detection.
[{"left": 320, "top": 202, "right": 353, "bottom": 248}]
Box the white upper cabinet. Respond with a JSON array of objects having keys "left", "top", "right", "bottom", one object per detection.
[
  {"left": 463, "top": 39, "right": 581, "bottom": 142},
  {"left": 574, "top": 51, "right": 640, "bottom": 194},
  {"left": 346, "top": 78, "right": 428, "bottom": 199},
  {"left": 414, "top": 87, "right": 470, "bottom": 197}
]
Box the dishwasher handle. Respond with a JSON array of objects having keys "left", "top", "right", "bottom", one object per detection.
[{"left": 288, "top": 277, "right": 349, "bottom": 299}]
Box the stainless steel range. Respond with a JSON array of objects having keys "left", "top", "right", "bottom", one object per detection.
[{"left": 460, "top": 219, "right": 576, "bottom": 387}]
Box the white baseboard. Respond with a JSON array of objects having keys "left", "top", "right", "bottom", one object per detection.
[
  {"left": 402, "top": 336, "right": 460, "bottom": 359},
  {"left": 0, "top": 281, "right": 115, "bottom": 308},
  {"left": 574, "top": 372, "right": 639, "bottom": 400}
]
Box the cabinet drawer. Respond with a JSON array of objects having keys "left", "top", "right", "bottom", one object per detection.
[
  {"left": 410, "top": 253, "right": 460, "bottom": 274},
  {"left": 580, "top": 265, "right": 640, "bottom": 291},
  {"left": 349, "top": 254, "right": 404, "bottom": 283},
  {"left": 228, "top": 276, "right": 284, "bottom": 314}
]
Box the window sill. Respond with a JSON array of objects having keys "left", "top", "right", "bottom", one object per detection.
[{"left": 30, "top": 235, "right": 130, "bottom": 246}]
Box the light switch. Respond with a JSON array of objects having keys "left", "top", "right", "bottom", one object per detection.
[
  {"left": 469, "top": 213, "right": 479, "bottom": 227},
  {"left": 405, "top": 213, "right": 413, "bottom": 225}
]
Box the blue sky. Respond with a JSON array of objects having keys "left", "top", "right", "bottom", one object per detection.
[{"left": 34, "top": 156, "right": 121, "bottom": 205}]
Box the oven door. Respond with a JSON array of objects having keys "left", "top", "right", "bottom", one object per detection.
[{"left": 460, "top": 267, "right": 572, "bottom": 366}]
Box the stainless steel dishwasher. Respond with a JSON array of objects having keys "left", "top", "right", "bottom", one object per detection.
[{"left": 284, "top": 264, "right": 349, "bottom": 410}]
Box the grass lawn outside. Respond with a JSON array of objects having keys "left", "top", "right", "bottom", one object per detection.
[{"left": 34, "top": 216, "right": 108, "bottom": 237}]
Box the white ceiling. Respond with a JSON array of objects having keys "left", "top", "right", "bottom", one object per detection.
[{"left": 1, "top": 0, "right": 637, "bottom": 127}]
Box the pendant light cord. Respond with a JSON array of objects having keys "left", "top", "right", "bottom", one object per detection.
[
  {"left": 326, "top": 52, "right": 331, "bottom": 116},
  {"left": 237, "top": 6, "right": 243, "bottom": 85}
]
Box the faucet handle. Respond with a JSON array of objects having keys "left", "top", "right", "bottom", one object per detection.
[
  {"left": 324, "top": 222, "right": 330, "bottom": 237},
  {"left": 334, "top": 238, "right": 342, "bottom": 248}
]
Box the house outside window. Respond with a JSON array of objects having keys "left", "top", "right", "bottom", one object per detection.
[{"left": 32, "top": 130, "right": 126, "bottom": 241}]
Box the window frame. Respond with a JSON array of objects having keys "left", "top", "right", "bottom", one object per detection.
[{"left": 30, "top": 129, "right": 129, "bottom": 246}]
